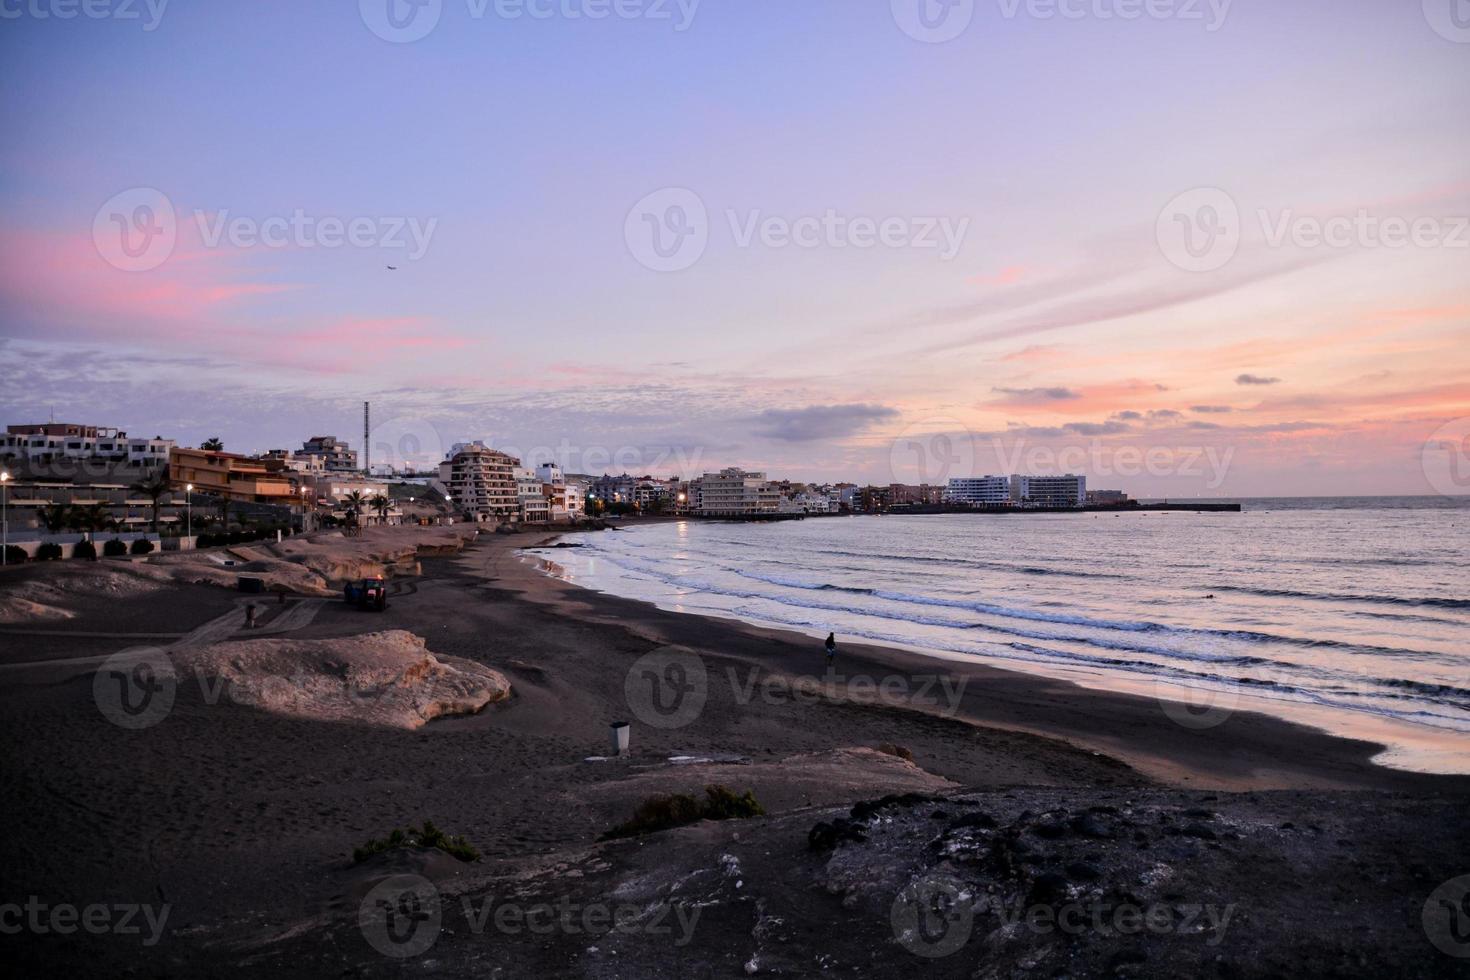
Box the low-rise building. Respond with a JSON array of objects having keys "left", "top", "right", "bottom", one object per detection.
[
  {"left": 2, "top": 422, "right": 173, "bottom": 476},
  {"left": 1086, "top": 489, "right": 1130, "bottom": 506},
  {"left": 170, "top": 447, "right": 297, "bottom": 504},
  {"left": 695, "top": 468, "right": 780, "bottom": 516},
  {"left": 514, "top": 467, "right": 550, "bottom": 523}
]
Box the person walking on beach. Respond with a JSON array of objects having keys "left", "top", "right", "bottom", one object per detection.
[{"left": 825, "top": 632, "right": 837, "bottom": 665}]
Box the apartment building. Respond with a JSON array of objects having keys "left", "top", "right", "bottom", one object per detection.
[
  {"left": 2, "top": 422, "right": 173, "bottom": 474},
  {"left": 514, "top": 467, "right": 550, "bottom": 523},
  {"left": 1012, "top": 474, "right": 1087, "bottom": 507},
  {"left": 536, "top": 463, "right": 584, "bottom": 522},
  {"left": 169, "top": 447, "right": 297, "bottom": 504},
  {"left": 296, "top": 435, "right": 359, "bottom": 473},
  {"left": 437, "top": 442, "right": 519, "bottom": 522},
  {"left": 778, "top": 491, "right": 840, "bottom": 514},
  {"left": 694, "top": 468, "right": 780, "bottom": 516},
  {"left": 944, "top": 475, "right": 1014, "bottom": 506}
]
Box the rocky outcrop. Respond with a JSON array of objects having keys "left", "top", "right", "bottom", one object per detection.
[{"left": 176, "top": 630, "right": 510, "bottom": 729}]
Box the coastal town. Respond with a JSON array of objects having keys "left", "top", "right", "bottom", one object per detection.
[{"left": 0, "top": 417, "right": 1135, "bottom": 560}]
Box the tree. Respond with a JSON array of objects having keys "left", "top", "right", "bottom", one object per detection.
[
  {"left": 215, "top": 494, "right": 232, "bottom": 530},
  {"left": 76, "top": 504, "right": 118, "bottom": 541},
  {"left": 39, "top": 503, "right": 71, "bottom": 535},
  {"left": 201, "top": 437, "right": 224, "bottom": 451},
  {"left": 343, "top": 491, "right": 367, "bottom": 522},
  {"left": 129, "top": 471, "right": 172, "bottom": 533},
  {"left": 369, "top": 494, "right": 390, "bottom": 524}
]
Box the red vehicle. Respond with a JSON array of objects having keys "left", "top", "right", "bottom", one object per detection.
[{"left": 343, "top": 577, "right": 388, "bottom": 611}]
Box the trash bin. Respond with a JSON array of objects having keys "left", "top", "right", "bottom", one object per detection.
[{"left": 610, "top": 721, "right": 630, "bottom": 756}]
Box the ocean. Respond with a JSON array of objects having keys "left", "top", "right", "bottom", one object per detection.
[{"left": 523, "top": 497, "right": 1470, "bottom": 772}]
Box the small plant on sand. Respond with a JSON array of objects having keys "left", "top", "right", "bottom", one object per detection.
[
  {"left": 353, "top": 820, "right": 480, "bottom": 864},
  {"left": 130, "top": 538, "right": 155, "bottom": 555},
  {"left": 103, "top": 538, "right": 128, "bottom": 557},
  {"left": 4, "top": 545, "right": 26, "bottom": 563},
  {"left": 73, "top": 540, "right": 97, "bottom": 561},
  {"left": 601, "top": 784, "right": 765, "bottom": 840},
  {"left": 37, "top": 542, "right": 62, "bottom": 561}
]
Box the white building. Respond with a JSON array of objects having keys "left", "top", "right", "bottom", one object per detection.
[
  {"left": 944, "top": 476, "right": 1013, "bottom": 506},
  {"left": 779, "top": 491, "right": 840, "bottom": 514},
  {"left": 514, "top": 466, "right": 550, "bottom": 523},
  {"left": 437, "top": 442, "right": 520, "bottom": 522},
  {"left": 1012, "top": 474, "right": 1086, "bottom": 507},
  {"left": 2, "top": 423, "right": 173, "bottom": 472},
  {"left": 694, "top": 468, "right": 780, "bottom": 517}
]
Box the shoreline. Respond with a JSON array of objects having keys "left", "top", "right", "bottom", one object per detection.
[{"left": 503, "top": 526, "right": 1470, "bottom": 791}]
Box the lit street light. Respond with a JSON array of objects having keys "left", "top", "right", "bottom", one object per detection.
[
  {"left": 1, "top": 470, "right": 11, "bottom": 565},
  {"left": 185, "top": 483, "right": 193, "bottom": 540}
]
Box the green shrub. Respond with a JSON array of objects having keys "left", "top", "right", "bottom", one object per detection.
[
  {"left": 353, "top": 820, "right": 479, "bottom": 864},
  {"left": 130, "top": 538, "right": 155, "bottom": 555},
  {"left": 37, "top": 542, "right": 62, "bottom": 561},
  {"left": 103, "top": 538, "right": 128, "bottom": 557},
  {"left": 3, "top": 545, "right": 26, "bottom": 564},
  {"left": 602, "top": 784, "right": 765, "bottom": 840},
  {"left": 73, "top": 540, "right": 97, "bottom": 560}
]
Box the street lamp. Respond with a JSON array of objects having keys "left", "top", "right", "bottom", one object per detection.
[
  {"left": 1, "top": 470, "right": 10, "bottom": 566},
  {"left": 185, "top": 483, "right": 193, "bottom": 539}
]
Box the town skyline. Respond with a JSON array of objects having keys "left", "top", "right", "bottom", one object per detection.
[{"left": 2, "top": 3, "right": 1467, "bottom": 497}]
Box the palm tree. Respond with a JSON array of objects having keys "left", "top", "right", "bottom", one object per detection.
[
  {"left": 369, "top": 494, "right": 390, "bottom": 525},
  {"left": 342, "top": 491, "right": 367, "bottom": 532},
  {"left": 201, "top": 437, "right": 224, "bottom": 451},
  {"left": 39, "top": 502, "right": 71, "bottom": 536},
  {"left": 214, "top": 494, "right": 232, "bottom": 531},
  {"left": 76, "top": 504, "right": 118, "bottom": 541},
  {"left": 130, "top": 471, "right": 172, "bottom": 533}
]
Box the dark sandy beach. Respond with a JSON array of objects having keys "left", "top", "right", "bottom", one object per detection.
[{"left": 1, "top": 523, "right": 1467, "bottom": 977}]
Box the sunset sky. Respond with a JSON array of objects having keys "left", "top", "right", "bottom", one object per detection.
[{"left": 2, "top": 0, "right": 1467, "bottom": 495}]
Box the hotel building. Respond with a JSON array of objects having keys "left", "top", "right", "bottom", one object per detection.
[{"left": 693, "top": 468, "right": 781, "bottom": 517}]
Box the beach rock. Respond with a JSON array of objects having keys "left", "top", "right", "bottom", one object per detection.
[
  {"left": 808, "top": 819, "right": 866, "bottom": 852},
  {"left": 176, "top": 630, "right": 510, "bottom": 729},
  {"left": 1027, "top": 871, "right": 1070, "bottom": 906},
  {"left": 1182, "top": 822, "right": 1219, "bottom": 841},
  {"left": 949, "top": 811, "right": 998, "bottom": 831},
  {"left": 1067, "top": 861, "right": 1104, "bottom": 881},
  {"left": 1073, "top": 813, "right": 1118, "bottom": 840}
]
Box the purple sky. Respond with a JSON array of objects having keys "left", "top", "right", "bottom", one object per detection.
[{"left": 2, "top": 0, "right": 1467, "bottom": 495}]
